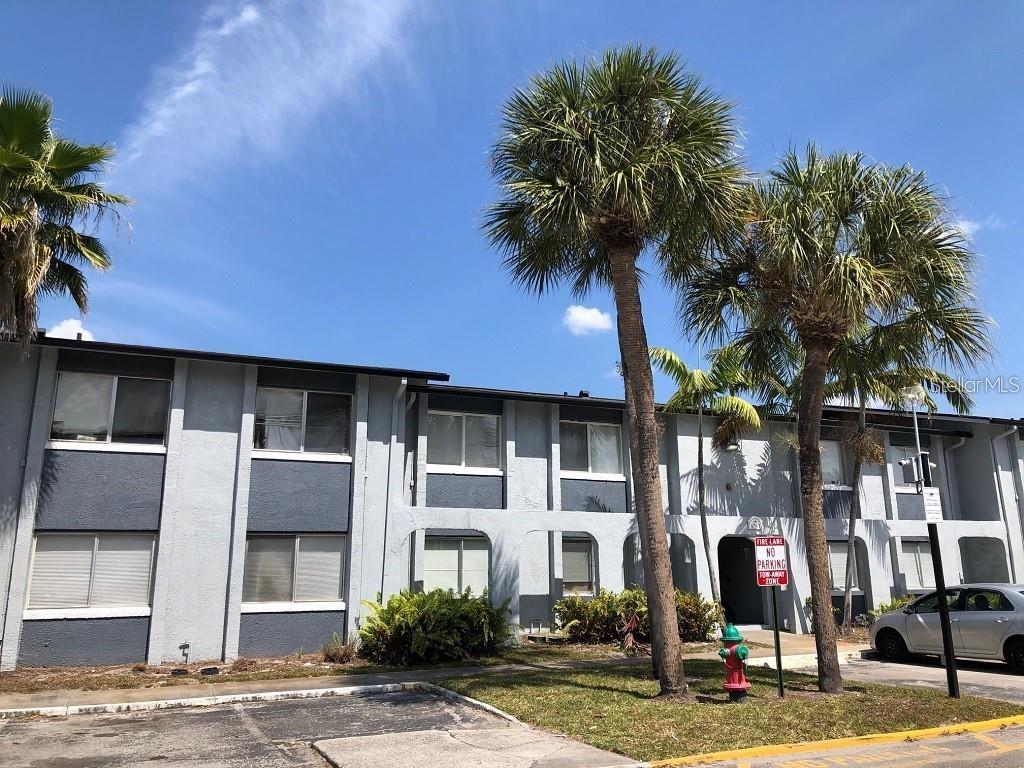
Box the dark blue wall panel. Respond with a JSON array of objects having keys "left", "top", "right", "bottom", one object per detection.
[
  {"left": 560, "top": 479, "right": 628, "bottom": 513},
  {"left": 238, "top": 611, "right": 346, "bottom": 657},
  {"left": 426, "top": 474, "right": 503, "bottom": 509},
  {"left": 37, "top": 450, "right": 164, "bottom": 530},
  {"left": 18, "top": 617, "right": 150, "bottom": 666},
  {"left": 248, "top": 460, "right": 351, "bottom": 532}
]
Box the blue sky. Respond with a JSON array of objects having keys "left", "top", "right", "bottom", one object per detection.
[{"left": 5, "top": 2, "right": 1023, "bottom": 415}]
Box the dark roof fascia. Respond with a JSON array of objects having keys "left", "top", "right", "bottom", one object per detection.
[{"left": 26, "top": 336, "right": 450, "bottom": 382}]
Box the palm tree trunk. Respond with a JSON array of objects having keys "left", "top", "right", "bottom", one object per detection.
[
  {"left": 608, "top": 243, "right": 685, "bottom": 696},
  {"left": 697, "top": 403, "right": 720, "bottom": 607},
  {"left": 797, "top": 342, "right": 844, "bottom": 693},
  {"left": 841, "top": 396, "right": 867, "bottom": 632}
]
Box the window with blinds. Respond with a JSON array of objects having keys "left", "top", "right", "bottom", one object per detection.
[
  {"left": 27, "top": 534, "right": 155, "bottom": 609},
  {"left": 562, "top": 538, "right": 595, "bottom": 595},
  {"left": 901, "top": 540, "right": 935, "bottom": 589},
  {"left": 422, "top": 537, "right": 489, "bottom": 594},
  {"left": 827, "top": 541, "right": 859, "bottom": 591},
  {"left": 242, "top": 535, "right": 346, "bottom": 603}
]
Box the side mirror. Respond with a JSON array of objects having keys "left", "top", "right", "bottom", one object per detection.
[{"left": 902, "top": 607, "right": 914, "bottom": 615}]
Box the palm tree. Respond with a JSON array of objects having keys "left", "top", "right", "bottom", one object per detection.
[
  {"left": 0, "top": 87, "right": 129, "bottom": 345},
  {"left": 827, "top": 325, "right": 979, "bottom": 632},
  {"left": 484, "top": 47, "right": 741, "bottom": 695},
  {"left": 685, "top": 146, "right": 991, "bottom": 692},
  {"left": 650, "top": 344, "right": 760, "bottom": 609}
]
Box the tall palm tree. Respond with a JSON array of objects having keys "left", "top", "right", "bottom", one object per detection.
[
  {"left": 485, "top": 47, "right": 741, "bottom": 695},
  {"left": 827, "top": 325, "right": 979, "bottom": 631},
  {"left": 0, "top": 87, "right": 129, "bottom": 345},
  {"left": 650, "top": 344, "right": 760, "bottom": 608},
  {"left": 685, "top": 146, "right": 991, "bottom": 692}
]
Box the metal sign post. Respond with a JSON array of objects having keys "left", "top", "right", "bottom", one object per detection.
[{"left": 755, "top": 535, "right": 788, "bottom": 698}]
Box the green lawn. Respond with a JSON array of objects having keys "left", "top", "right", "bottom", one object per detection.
[{"left": 440, "top": 661, "right": 1022, "bottom": 762}]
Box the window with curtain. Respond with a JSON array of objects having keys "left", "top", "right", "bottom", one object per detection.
[
  {"left": 827, "top": 541, "right": 859, "bottom": 591},
  {"left": 242, "top": 535, "right": 346, "bottom": 603},
  {"left": 901, "top": 540, "right": 935, "bottom": 589},
  {"left": 254, "top": 387, "right": 351, "bottom": 454},
  {"left": 426, "top": 412, "right": 500, "bottom": 468},
  {"left": 50, "top": 372, "right": 170, "bottom": 445},
  {"left": 820, "top": 441, "right": 847, "bottom": 485},
  {"left": 560, "top": 421, "right": 623, "bottom": 474},
  {"left": 28, "top": 534, "right": 155, "bottom": 609},
  {"left": 422, "top": 536, "right": 489, "bottom": 594},
  {"left": 562, "top": 538, "right": 595, "bottom": 595}
]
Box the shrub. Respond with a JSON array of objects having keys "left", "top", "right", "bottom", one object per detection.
[
  {"left": 869, "top": 594, "right": 914, "bottom": 622},
  {"left": 674, "top": 590, "right": 720, "bottom": 642},
  {"left": 358, "top": 589, "right": 513, "bottom": 666},
  {"left": 322, "top": 632, "right": 357, "bottom": 664},
  {"left": 554, "top": 588, "right": 719, "bottom": 651}
]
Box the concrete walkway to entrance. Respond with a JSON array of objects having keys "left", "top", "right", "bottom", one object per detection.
[{"left": 0, "top": 631, "right": 869, "bottom": 717}]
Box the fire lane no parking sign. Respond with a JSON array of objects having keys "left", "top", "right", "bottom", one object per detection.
[{"left": 754, "top": 535, "right": 788, "bottom": 587}]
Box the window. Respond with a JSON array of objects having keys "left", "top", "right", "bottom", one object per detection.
[
  {"left": 964, "top": 589, "right": 1013, "bottom": 612},
  {"left": 912, "top": 589, "right": 962, "bottom": 614},
  {"left": 242, "top": 535, "right": 346, "bottom": 603},
  {"left": 50, "top": 372, "right": 170, "bottom": 445},
  {"left": 422, "top": 536, "right": 489, "bottom": 593},
  {"left": 827, "top": 541, "right": 858, "bottom": 591},
  {"left": 254, "top": 387, "right": 351, "bottom": 454},
  {"left": 27, "top": 534, "right": 155, "bottom": 609},
  {"left": 560, "top": 421, "right": 623, "bottom": 475},
  {"left": 427, "top": 412, "right": 500, "bottom": 469},
  {"left": 820, "top": 441, "right": 847, "bottom": 486},
  {"left": 562, "top": 538, "right": 595, "bottom": 595},
  {"left": 901, "top": 540, "right": 936, "bottom": 590}
]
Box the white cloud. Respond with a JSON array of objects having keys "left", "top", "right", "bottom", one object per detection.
[
  {"left": 952, "top": 215, "right": 1005, "bottom": 240},
  {"left": 47, "top": 318, "right": 95, "bottom": 341},
  {"left": 563, "top": 305, "right": 613, "bottom": 336},
  {"left": 117, "top": 0, "right": 414, "bottom": 189}
]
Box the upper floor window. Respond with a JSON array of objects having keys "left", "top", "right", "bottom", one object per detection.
[
  {"left": 427, "top": 411, "right": 500, "bottom": 469},
  {"left": 827, "top": 541, "right": 859, "bottom": 591},
  {"left": 901, "top": 540, "right": 935, "bottom": 590},
  {"left": 50, "top": 372, "right": 170, "bottom": 445},
  {"left": 242, "top": 535, "right": 346, "bottom": 604},
  {"left": 254, "top": 387, "right": 351, "bottom": 454},
  {"left": 423, "top": 536, "right": 489, "bottom": 594},
  {"left": 28, "top": 533, "right": 155, "bottom": 609},
  {"left": 561, "top": 421, "right": 623, "bottom": 475},
  {"left": 820, "top": 440, "right": 848, "bottom": 486}
]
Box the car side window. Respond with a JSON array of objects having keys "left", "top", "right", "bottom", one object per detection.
[
  {"left": 913, "top": 590, "right": 962, "bottom": 614},
  {"left": 965, "top": 589, "right": 1013, "bottom": 612}
]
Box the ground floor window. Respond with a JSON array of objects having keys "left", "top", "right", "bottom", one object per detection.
[
  {"left": 28, "top": 533, "right": 156, "bottom": 609},
  {"left": 562, "top": 538, "right": 595, "bottom": 596},
  {"left": 901, "top": 540, "right": 935, "bottom": 590},
  {"left": 242, "top": 535, "right": 346, "bottom": 603},
  {"left": 423, "top": 536, "right": 489, "bottom": 594},
  {"left": 827, "top": 540, "right": 859, "bottom": 591}
]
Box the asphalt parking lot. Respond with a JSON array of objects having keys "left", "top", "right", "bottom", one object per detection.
[{"left": 0, "top": 690, "right": 625, "bottom": 768}]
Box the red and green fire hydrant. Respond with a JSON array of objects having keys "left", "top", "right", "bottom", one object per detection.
[{"left": 718, "top": 623, "right": 751, "bottom": 703}]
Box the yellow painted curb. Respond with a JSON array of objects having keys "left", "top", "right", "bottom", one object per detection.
[{"left": 648, "top": 713, "right": 1024, "bottom": 766}]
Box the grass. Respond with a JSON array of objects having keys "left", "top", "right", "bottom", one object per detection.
[{"left": 440, "top": 661, "right": 1022, "bottom": 762}]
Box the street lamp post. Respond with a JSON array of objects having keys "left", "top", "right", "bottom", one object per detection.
[{"left": 904, "top": 387, "right": 960, "bottom": 699}]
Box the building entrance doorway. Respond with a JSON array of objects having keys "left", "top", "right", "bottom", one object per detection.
[{"left": 718, "top": 537, "right": 764, "bottom": 625}]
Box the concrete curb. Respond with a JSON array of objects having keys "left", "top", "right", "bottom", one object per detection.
[
  {"left": 414, "top": 681, "right": 523, "bottom": 725},
  {"left": 747, "top": 649, "right": 868, "bottom": 670}
]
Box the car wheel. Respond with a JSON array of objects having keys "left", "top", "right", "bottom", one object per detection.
[
  {"left": 877, "top": 629, "right": 909, "bottom": 662},
  {"left": 1004, "top": 637, "right": 1024, "bottom": 671}
]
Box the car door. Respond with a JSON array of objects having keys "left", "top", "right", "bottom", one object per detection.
[
  {"left": 955, "top": 588, "right": 1016, "bottom": 658},
  {"left": 905, "top": 589, "right": 962, "bottom": 653}
]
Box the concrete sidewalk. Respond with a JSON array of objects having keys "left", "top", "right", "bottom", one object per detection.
[{"left": 0, "top": 632, "right": 869, "bottom": 717}]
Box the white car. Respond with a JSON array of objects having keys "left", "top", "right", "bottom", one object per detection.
[{"left": 869, "top": 583, "right": 1024, "bottom": 669}]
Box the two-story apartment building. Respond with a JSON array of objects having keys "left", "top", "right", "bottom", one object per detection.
[{"left": 1, "top": 335, "right": 1022, "bottom": 668}]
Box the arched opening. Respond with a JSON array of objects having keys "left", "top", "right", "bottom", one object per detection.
[
  {"left": 718, "top": 536, "right": 764, "bottom": 625},
  {"left": 562, "top": 532, "right": 597, "bottom": 596},
  {"left": 670, "top": 534, "right": 698, "bottom": 593},
  {"left": 827, "top": 538, "right": 872, "bottom": 620},
  {"left": 419, "top": 529, "right": 491, "bottom": 595},
  {"left": 959, "top": 537, "right": 1010, "bottom": 583},
  {"left": 623, "top": 533, "right": 644, "bottom": 589}
]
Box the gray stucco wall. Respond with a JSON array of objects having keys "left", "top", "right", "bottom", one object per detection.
[
  {"left": 560, "top": 479, "right": 628, "bottom": 514},
  {"left": 37, "top": 450, "right": 165, "bottom": 530},
  {"left": 426, "top": 474, "right": 503, "bottom": 509},
  {"left": 18, "top": 617, "right": 150, "bottom": 666},
  {"left": 248, "top": 460, "right": 351, "bottom": 532},
  {"left": 238, "top": 611, "right": 345, "bottom": 657}
]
